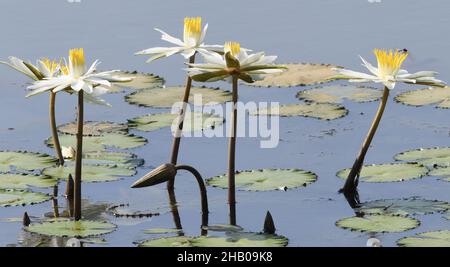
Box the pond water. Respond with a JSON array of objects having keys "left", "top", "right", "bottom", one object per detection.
[{"left": 0, "top": 0, "right": 449, "bottom": 247}]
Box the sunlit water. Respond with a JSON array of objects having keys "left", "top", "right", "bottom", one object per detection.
[{"left": 0, "top": 0, "right": 449, "bottom": 247}]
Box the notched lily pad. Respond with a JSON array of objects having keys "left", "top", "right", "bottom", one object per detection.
[
  {"left": 144, "top": 228, "right": 182, "bottom": 234},
  {"left": 128, "top": 112, "right": 224, "bottom": 133},
  {"left": 25, "top": 220, "right": 116, "bottom": 238},
  {"left": 0, "top": 173, "right": 57, "bottom": 190},
  {"left": 337, "top": 163, "right": 428, "bottom": 183},
  {"left": 125, "top": 86, "right": 232, "bottom": 108},
  {"left": 297, "top": 85, "right": 382, "bottom": 104},
  {"left": 57, "top": 121, "right": 128, "bottom": 136},
  {"left": 107, "top": 204, "right": 161, "bottom": 218},
  {"left": 395, "top": 86, "right": 450, "bottom": 109},
  {"left": 0, "top": 151, "right": 57, "bottom": 172},
  {"left": 202, "top": 224, "right": 244, "bottom": 232},
  {"left": 43, "top": 164, "right": 135, "bottom": 183},
  {"left": 248, "top": 63, "right": 341, "bottom": 87},
  {"left": 398, "top": 230, "right": 450, "bottom": 247},
  {"left": 206, "top": 169, "right": 317, "bottom": 191},
  {"left": 0, "top": 189, "right": 51, "bottom": 207},
  {"left": 395, "top": 147, "right": 450, "bottom": 168},
  {"left": 336, "top": 215, "right": 419, "bottom": 233},
  {"left": 81, "top": 151, "right": 144, "bottom": 169},
  {"left": 250, "top": 103, "right": 348, "bottom": 120},
  {"left": 428, "top": 167, "right": 450, "bottom": 182},
  {"left": 108, "top": 71, "right": 164, "bottom": 92},
  {"left": 357, "top": 197, "right": 450, "bottom": 216}
]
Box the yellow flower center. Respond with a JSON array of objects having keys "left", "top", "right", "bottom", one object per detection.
[
  {"left": 374, "top": 49, "right": 408, "bottom": 78},
  {"left": 224, "top": 42, "right": 241, "bottom": 57},
  {"left": 184, "top": 17, "right": 202, "bottom": 42},
  {"left": 41, "top": 58, "right": 60, "bottom": 74},
  {"left": 69, "top": 48, "right": 86, "bottom": 77}
]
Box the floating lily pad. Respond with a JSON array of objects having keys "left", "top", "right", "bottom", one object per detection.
[
  {"left": 25, "top": 220, "right": 116, "bottom": 238},
  {"left": 395, "top": 86, "right": 450, "bottom": 109},
  {"left": 297, "top": 85, "right": 382, "bottom": 104},
  {"left": 125, "top": 86, "right": 232, "bottom": 108},
  {"left": 206, "top": 169, "right": 317, "bottom": 192},
  {"left": 0, "top": 173, "right": 57, "bottom": 190},
  {"left": 128, "top": 112, "right": 224, "bottom": 132},
  {"left": 46, "top": 133, "right": 147, "bottom": 152},
  {"left": 0, "top": 189, "right": 51, "bottom": 207},
  {"left": 57, "top": 121, "right": 128, "bottom": 136},
  {"left": 336, "top": 215, "right": 419, "bottom": 233},
  {"left": 107, "top": 71, "right": 164, "bottom": 93},
  {"left": 336, "top": 163, "right": 428, "bottom": 183},
  {"left": 250, "top": 103, "right": 348, "bottom": 120},
  {"left": 202, "top": 224, "right": 244, "bottom": 232},
  {"left": 428, "top": 167, "right": 450, "bottom": 182},
  {"left": 397, "top": 230, "right": 450, "bottom": 247},
  {"left": 248, "top": 63, "right": 341, "bottom": 87},
  {"left": 395, "top": 147, "right": 450, "bottom": 168},
  {"left": 357, "top": 197, "right": 450, "bottom": 216},
  {"left": 42, "top": 164, "right": 136, "bottom": 183},
  {"left": 81, "top": 151, "right": 144, "bottom": 168},
  {"left": 138, "top": 233, "right": 288, "bottom": 247},
  {"left": 144, "top": 228, "right": 182, "bottom": 234},
  {"left": 0, "top": 151, "right": 57, "bottom": 172}
]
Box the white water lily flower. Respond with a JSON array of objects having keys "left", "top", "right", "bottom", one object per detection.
[
  {"left": 335, "top": 49, "right": 445, "bottom": 89},
  {"left": 61, "top": 146, "right": 76, "bottom": 159},
  {"left": 186, "top": 42, "right": 285, "bottom": 83},
  {"left": 135, "top": 17, "right": 222, "bottom": 62},
  {"left": 0, "top": 57, "right": 64, "bottom": 80}
]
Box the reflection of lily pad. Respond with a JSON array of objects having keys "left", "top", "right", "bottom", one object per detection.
[
  {"left": 297, "top": 85, "right": 382, "bottom": 103},
  {"left": 0, "top": 189, "right": 51, "bottom": 207},
  {"left": 357, "top": 197, "right": 450, "bottom": 216},
  {"left": 46, "top": 133, "right": 147, "bottom": 152},
  {"left": 128, "top": 112, "right": 224, "bottom": 132},
  {"left": 337, "top": 163, "right": 428, "bottom": 183},
  {"left": 57, "top": 121, "right": 128, "bottom": 136},
  {"left": 248, "top": 63, "right": 341, "bottom": 87},
  {"left": 43, "top": 164, "right": 136, "bottom": 183},
  {"left": 336, "top": 215, "right": 419, "bottom": 233},
  {"left": 125, "top": 86, "right": 232, "bottom": 108},
  {"left": 139, "top": 233, "right": 288, "bottom": 247},
  {"left": 108, "top": 71, "right": 164, "bottom": 92},
  {"left": 398, "top": 231, "right": 450, "bottom": 247},
  {"left": 206, "top": 169, "right": 317, "bottom": 191},
  {"left": 81, "top": 151, "right": 144, "bottom": 169},
  {"left": 395, "top": 147, "right": 450, "bottom": 168},
  {"left": 428, "top": 167, "right": 450, "bottom": 182},
  {"left": 250, "top": 103, "right": 348, "bottom": 120},
  {"left": 0, "top": 151, "right": 57, "bottom": 172},
  {"left": 0, "top": 174, "right": 57, "bottom": 190},
  {"left": 395, "top": 87, "right": 450, "bottom": 109},
  {"left": 25, "top": 220, "right": 116, "bottom": 238},
  {"left": 144, "top": 228, "right": 182, "bottom": 234}
]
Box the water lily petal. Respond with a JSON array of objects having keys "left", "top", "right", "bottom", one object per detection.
[{"left": 154, "top": 28, "right": 185, "bottom": 47}]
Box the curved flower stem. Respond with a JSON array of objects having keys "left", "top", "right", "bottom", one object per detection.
[
  {"left": 228, "top": 75, "right": 239, "bottom": 226},
  {"left": 341, "top": 86, "right": 390, "bottom": 198},
  {"left": 49, "top": 92, "right": 64, "bottom": 166},
  {"left": 74, "top": 91, "right": 84, "bottom": 221}
]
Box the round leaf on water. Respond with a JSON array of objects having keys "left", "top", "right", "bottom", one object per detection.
[
  {"left": 336, "top": 163, "right": 428, "bottom": 183},
  {"left": 81, "top": 151, "right": 144, "bottom": 168},
  {"left": 42, "top": 164, "right": 136, "bottom": 183},
  {"left": 297, "top": 85, "right": 382, "bottom": 104},
  {"left": 125, "top": 86, "right": 232, "bottom": 108},
  {"left": 248, "top": 63, "right": 341, "bottom": 87},
  {"left": 0, "top": 189, "right": 51, "bottom": 207},
  {"left": 0, "top": 173, "right": 57, "bottom": 190},
  {"left": 107, "top": 71, "right": 164, "bottom": 93},
  {"left": 57, "top": 121, "right": 128, "bottom": 136},
  {"left": 394, "top": 147, "right": 450, "bottom": 168},
  {"left": 128, "top": 112, "right": 224, "bottom": 133},
  {"left": 206, "top": 169, "right": 317, "bottom": 191},
  {"left": 397, "top": 230, "right": 450, "bottom": 247},
  {"left": 428, "top": 167, "right": 450, "bottom": 182},
  {"left": 395, "top": 86, "right": 450, "bottom": 109},
  {"left": 25, "top": 220, "right": 116, "bottom": 238},
  {"left": 357, "top": 197, "right": 450, "bottom": 216},
  {"left": 336, "top": 215, "right": 419, "bottom": 233},
  {"left": 0, "top": 151, "right": 57, "bottom": 172},
  {"left": 250, "top": 103, "right": 348, "bottom": 120},
  {"left": 144, "top": 228, "right": 182, "bottom": 234},
  {"left": 202, "top": 224, "right": 244, "bottom": 232},
  {"left": 107, "top": 203, "right": 163, "bottom": 218}
]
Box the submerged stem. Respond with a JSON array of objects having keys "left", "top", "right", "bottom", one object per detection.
[
  {"left": 228, "top": 75, "right": 239, "bottom": 226},
  {"left": 50, "top": 92, "right": 64, "bottom": 166},
  {"left": 74, "top": 91, "right": 84, "bottom": 221}
]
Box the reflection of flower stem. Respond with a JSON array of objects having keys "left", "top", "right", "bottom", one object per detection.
[
  {"left": 49, "top": 92, "right": 64, "bottom": 166},
  {"left": 228, "top": 75, "right": 239, "bottom": 226},
  {"left": 168, "top": 190, "right": 184, "bottom": 236},
  {"left": 341, "top": 86, "right": 390, "bottom": 197},
  {"left": 74, "top": 91, "right": 84, "bottom": 221},
  {"left": 52, "top": 185, "right": 59, "bottom": 218}
]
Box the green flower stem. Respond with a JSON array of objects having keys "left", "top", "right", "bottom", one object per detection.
[
  {"left": 49, "top": 92, "right": 64, "bottom": 166},
  {"left": 74, "top": 91, "right": 84, "bottom": 221},
  {"left": 228, "top": 75, "right": 239, "bottom": 226}
]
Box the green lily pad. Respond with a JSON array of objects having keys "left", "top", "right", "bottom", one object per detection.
[
  {"left": 138, "top": 233, "right": 288, "bottom": 247},
  {"left": 81, "top": 151, "right": 144, "bottom": 168},
  {"left": 0, "top": 173, "right": 57, "bottom": 190},
  {"left": 336, "top": 163, "right": 428, "bottom": 183},
  {"left": 42, "top": 164, "right": 136, "bottom": 183},
  {"left": 128, "top": 112, "right": 224, "bottom": 132},
  {"left": 0, "top": 189, "right": 51, "bottom": 207},
  {"left": 144, "top": 228, "right": 182, "bottom": 234},
  {"left": 395, "top": 147, "right": 450, "bottom": 168},
  {"left": 336, "top": 215, "right": 419, "bottom": 233},
  {"left": 125, "top": 86, "right": 232, "bottom": 108},
  {"left": 397, "top": 230, "right": 450, "bottom": 247},
  {"left": 202, "top": 224, "right": 244, "bottom": 232},
  {"left": 297, "top": 85, "right": 382, "bottom": 104},
  {"left": 0, "top": 151, "right": 57, "bottom": 172},
  {"left": 428, "top": 167, "right": 450, "bottom": 182},
  {"left": 107, "top": 71, "right": 164, "bottom": 93},
  {"left": 25, "top": 220, "right": 116, "bottom": 238},
  {"left": 357, "top": 197, "right": 450, "bottom": 216},
  {"left": 206, "top": 169, "right": 317, "bottom": 192},
  {"left": 248, "top": 63, "right": 341, "bottom": 87},
  {"left": 250, "top": 103, "right": 348, "bottom": 120},
  {"left": 57, "top": 121, "right": 128, "bottom": 136},
  {"left": 46, "top": 133, "right": 147, "bottom": 152},
  {"left": 395, "top": 86, "right": 450, "bottom": 109},
  {"left": 107, "top": 203, "right": 162, "bottom": 218}
]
